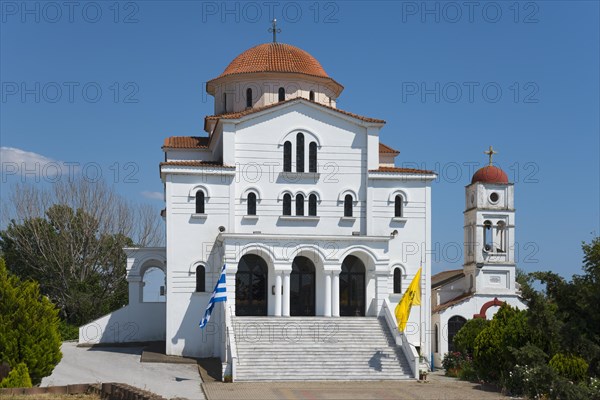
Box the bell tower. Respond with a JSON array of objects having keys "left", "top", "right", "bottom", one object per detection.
[{"left": 463, "top": 146, "right": 517, "bottom": 295}]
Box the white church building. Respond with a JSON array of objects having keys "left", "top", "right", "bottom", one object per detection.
[{"left": 79, "top": 33, "right": 524, "bottom": 380}]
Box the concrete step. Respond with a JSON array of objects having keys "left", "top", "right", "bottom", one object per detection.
[{"left": 231, "top": 316, "right": 413, "bottom": 381}]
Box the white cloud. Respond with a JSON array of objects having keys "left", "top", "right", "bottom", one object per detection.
[
  {"left": 141, "top": 191, "right": 163, "bottom": 201},
  {"left": 1, "top": 146, "right": 57, "bottom": 166},
  {"left": 1, "top": 147, "right": 77, "bottom": 181}
]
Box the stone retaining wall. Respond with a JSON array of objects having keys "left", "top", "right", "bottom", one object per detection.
[{"left": 0, "top": 382, "right": 168, "bottom": 400}]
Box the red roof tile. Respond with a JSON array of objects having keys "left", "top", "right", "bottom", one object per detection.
[
  {"left": 369, "top": 167, "right": 435, "bottom": 174},
  {"left": 162, "top": 136, "right": 210, "bottom": 149},
  {"left": 218, "top": 43, "right": 329, "bottom": 79},
  {"left": 471, "top": 165, "right": 509, "bottom": 184},
  {"left": 379, "top": 143, "right": 400, "bottom": 154},
  {"left": 205, "top": 98, "right": 385, "bottom": 124}
]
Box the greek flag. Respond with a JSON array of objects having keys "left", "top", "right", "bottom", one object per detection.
[{"left": 199, "top": 264, "right": 227, "bottom": 329}]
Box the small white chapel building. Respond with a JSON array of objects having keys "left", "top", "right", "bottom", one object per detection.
[{"left": 431, "top": 158, "right": 527, "bottom": 368}]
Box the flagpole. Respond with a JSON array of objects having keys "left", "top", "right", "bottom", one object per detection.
[{"left": 419, "top": 260, "right": 423, "bottom": 365}]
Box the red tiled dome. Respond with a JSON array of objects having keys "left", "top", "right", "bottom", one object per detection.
[
  {"left": 218, "top": 42, "right": 329, "bottom": 79},
  {"left": 471, "top": 165, "right": 509, "bottom": 184}
]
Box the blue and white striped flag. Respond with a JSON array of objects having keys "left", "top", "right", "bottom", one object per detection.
[{"left": 199, "top": 264, "right": 227, "bottom": 329}]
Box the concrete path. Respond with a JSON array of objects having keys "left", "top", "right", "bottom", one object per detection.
[
  {"left": 41, "top": 342, "right": 205, "bottom": 400},
  {"left": 202, "top": 371, "right": 507, "bottom": 400}
]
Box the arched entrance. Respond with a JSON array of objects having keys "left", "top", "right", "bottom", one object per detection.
[
  {"left": 290, "top": 256, "right": 316, "bottom": 316},
  {"left": 340, "top": 255, "right": 366, "bottom": 316},
  {"left": 236, "top": 254, "right": 268, "bottom": 316},
  {"left": 447, "top": 316, "right": 467, "bottom": 351}
]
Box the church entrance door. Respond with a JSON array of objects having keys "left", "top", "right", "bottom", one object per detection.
[
  {"left": 340, "top": 255, "right": 366, "bottom": 316},
  {"left": 235, "top": 254, "right": 268, "bottom": 316},
  {"left": 290, "top": 256, "right": 316, "bottom": 316}
]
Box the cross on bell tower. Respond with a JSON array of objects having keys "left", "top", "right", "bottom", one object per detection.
[
  {"left": 484, "top": 145, "right": 497, "bottom": 166},
  {"left": 268, "top": 19, "right": 281, "bottom": 43}
]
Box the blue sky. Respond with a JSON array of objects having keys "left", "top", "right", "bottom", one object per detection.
[{"left": 1, "top": 1, "right": 598, "bottom": 278}]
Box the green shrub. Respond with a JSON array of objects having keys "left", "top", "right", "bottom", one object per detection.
[
  {"left": 473, "top": 305, "right": 531, "bottom": 382},
  {"left": 0, "top": 363, "right": 32, "bottom": 388},
  {"left": 0, "top": 258, "right": 62, "bottom": 385},
  {"left": 58, "top": 320, "right": 79, "bottom": 341},
  {"left": 502, "top": 363, "right": 556, "bottom": 398},
  {"left": 589, "top": 377, "right": 600, "bottom": 400},
  {"left": 442, "top": 352, "right": 466, "bottom": 376},
  {"left": 453, "top": 318, "right": 489, "bottom": 356},
  {"left": 549, "top": 378, "right": 592, "bottom": 400},
  {"left": 549, "top": 353, "right": 588, "bottom": 383},
  {"left": 457, "top": 358, "right": 478, "bottom": 382},
  {"left": 509, "top": 343, "right": 548, "bottom": 366}
]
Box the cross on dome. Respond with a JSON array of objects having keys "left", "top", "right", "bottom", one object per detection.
[
  {"left": 268, "top": 19, "right": 281, "bottom": 43},
  {"left": 484, "top": 145, "right": 497, "bottom": 166}
]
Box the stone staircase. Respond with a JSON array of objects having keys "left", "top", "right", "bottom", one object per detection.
[{"left": 232, "top": 316, "right": 414, "bottom": 381}]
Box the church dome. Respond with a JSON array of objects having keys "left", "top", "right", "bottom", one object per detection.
[
  {"left": 471, "top": 165, "right": 509, "bottom": 184},
  {"left": 217, "top": 42, "right": 330, "bottom": 80}
]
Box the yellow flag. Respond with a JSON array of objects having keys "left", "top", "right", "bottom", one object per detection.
[{"left": 394, "top": 267, "right": 422, "bottom": 332}]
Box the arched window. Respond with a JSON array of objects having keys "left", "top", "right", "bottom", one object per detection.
[
  {"left": 496, "top": 221, "right": 506, "bottom": 252},
  {"left": 394, "top": 195, "right": 403, "bottom": 217},
  {"left": 448, "top": 316, "right": 467, "bottom": 352},
  {"left": 309, "top": 90, "right": 315, "bottom": 101},
  {"left": 296, "top": 194, "right": 304, "bottom": 216},
  {"left": 247, "top": 192, "right": 257, "bottom": 216},
  {"left": 296, "top": 133, "right": 305, "bottom": 172},
  {"left": 246, "top": 88, "right": 252, "bottom": 108},
  {"left": 483, "top": 220, "right": 493, "bottom": 251},
  {"left": 283, "top": 194, "right": 292, "bottom": 216},
  {"left": 393, "top": 268, "right": 402, "bottom": 293},
  {"left": 278, "top": 87, "right": 285, "bottom": 102},
  {"left": 308, "top": 194, "right": 317, "bottom": 216},
  {"left": 344, "top": 194, "right": 353, "bottom": 217},
  {"left": 223, "top": 92, "right": 227, "bottom": 112},
  {"left": 283, "top": 141, "right": 292, "bottom": 172},
  {"left": 309, "top": 142, "right": 317, "bottom": 173},
  {"left": 195, "top": 191, "right": 205, "bottom": 214},
  {"left": 142, "top": 267, "right": 166, "bottom": 302},
  {"left": 196, "top": 265, "right": 205, "bottom": 292}
]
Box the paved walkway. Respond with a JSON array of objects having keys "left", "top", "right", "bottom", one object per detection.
[
  {"left": 202, "top": 372, "right": 507, "bottom": 400},
  {"left": 41, "top": 342, "right": 205, "bottom": 400}
]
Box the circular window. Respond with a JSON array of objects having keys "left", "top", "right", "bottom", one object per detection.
[{"left": 489, "top": 192, "right": 499, "bottom": 203}]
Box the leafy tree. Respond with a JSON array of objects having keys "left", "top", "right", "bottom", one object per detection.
[
  {"left": 453, "top": 318, "right": 489, "bottom": 356},
  {"left": 0, "top": 363, "right": 32, "bottom": 388},
  {"left": 0, "top": 258, "right": 62, "bottom": 385},
  {"left": 529, "top": 238, "right": 600, "bottom": 375},
  {"left": 549, "top": 353, "right": 588, "bottom": 383},
  {"left": 473, "top": 304, "right": 531, "bottom": 381},
  {"left": 0, "top": 178, "right": 163, "bottom": 325}
]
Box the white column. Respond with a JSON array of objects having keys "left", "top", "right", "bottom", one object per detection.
[
  {"left": 324, "top": 272, "right": 332, "bottom": 317},
  {"left": 332, "top": 271, "right": 340, "bottom": 317},
  {"left": 282, "top": 272, "right": 291, "bottom": 317},
  {"left": 128, "top": 277, "right": 142, "bottom": 304},
  {"left": 274, "top": 273, "right": 282, "bottom": 317}
]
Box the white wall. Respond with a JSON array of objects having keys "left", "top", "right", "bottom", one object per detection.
[
  {"left": 211, "top": 74, "right": 339, "bottom": 114},
  {"left": 79, "top": 303, "right": 166, "bottom": 345}
]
